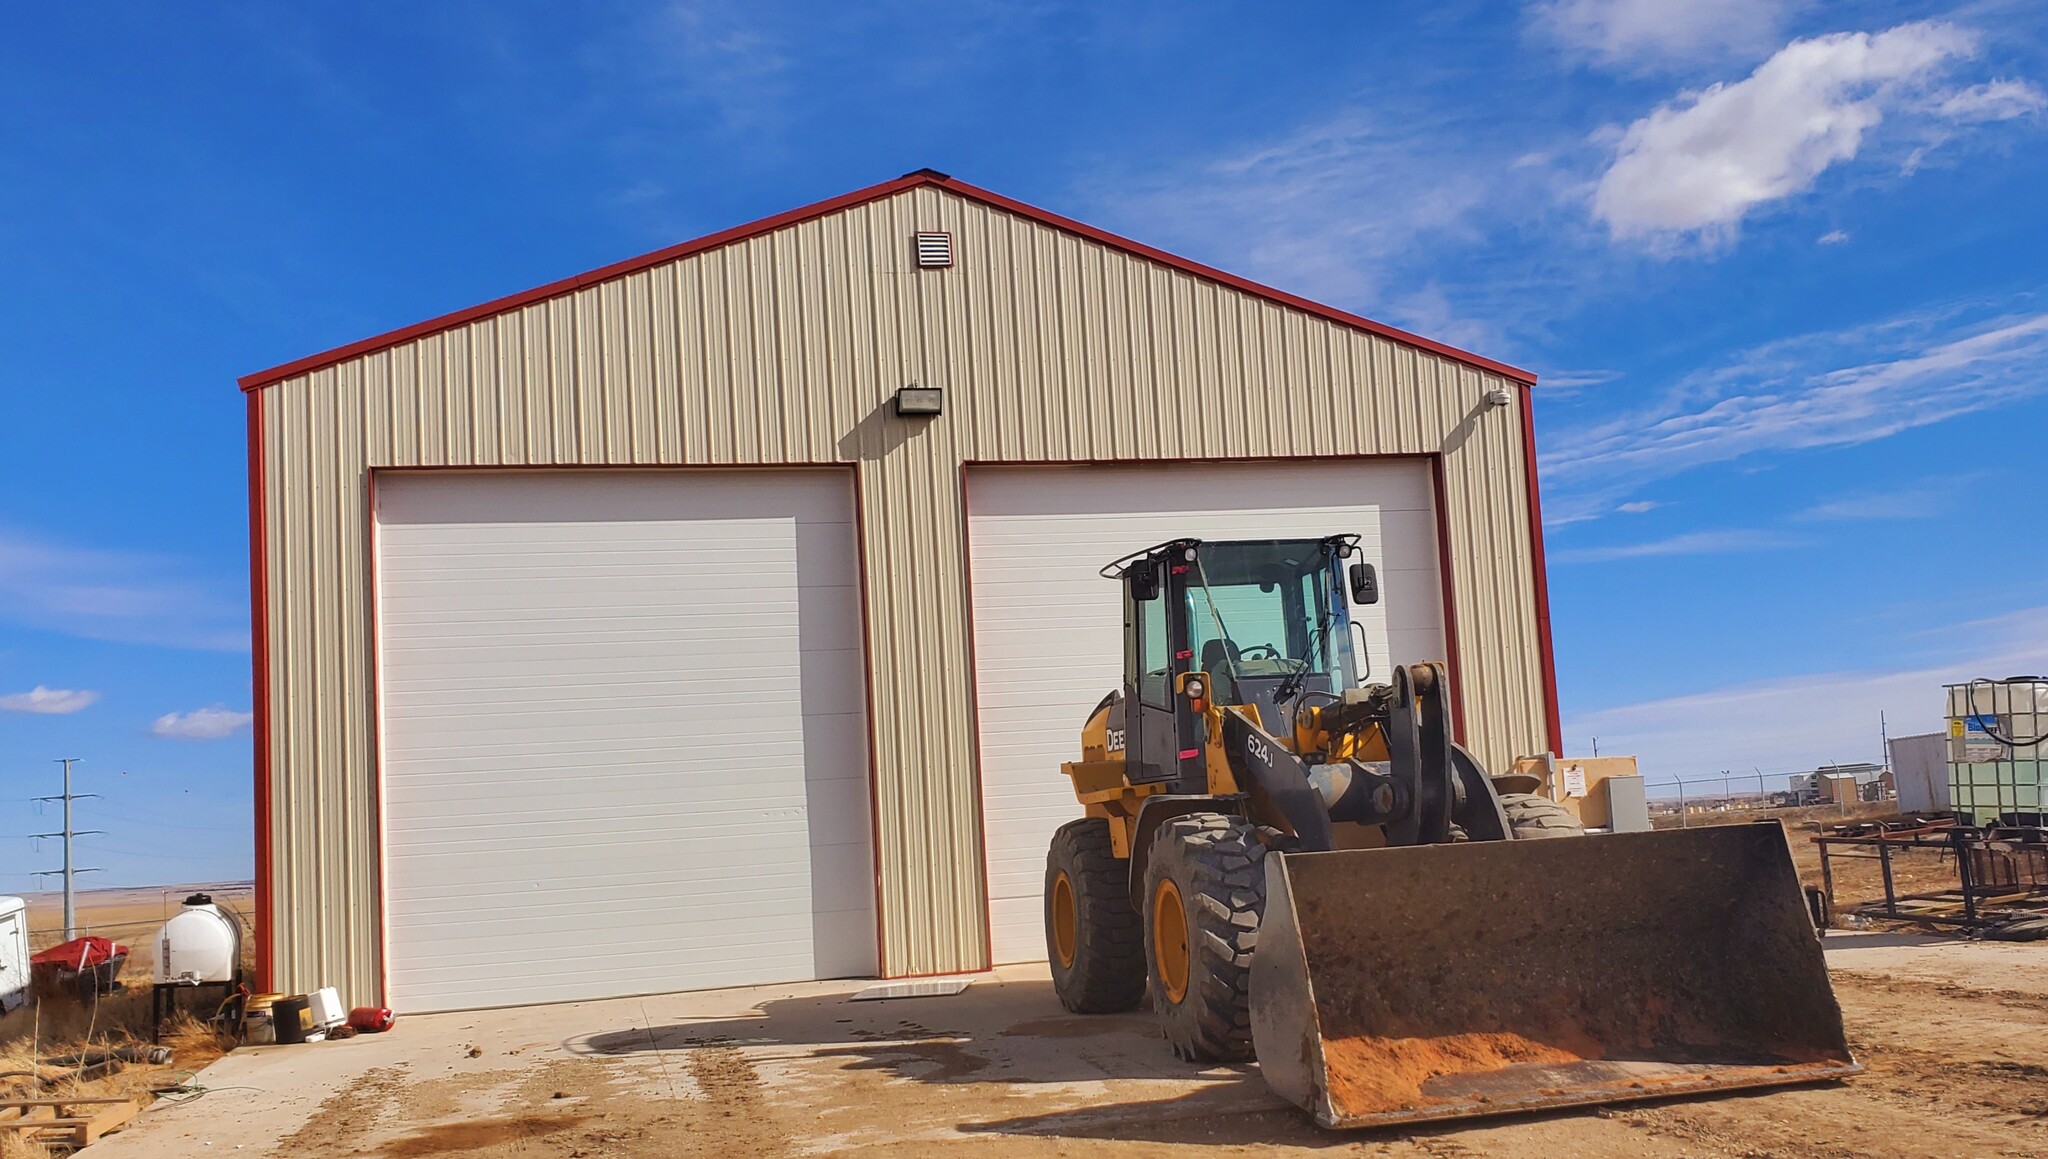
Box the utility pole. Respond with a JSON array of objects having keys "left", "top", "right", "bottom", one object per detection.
[{"left": 33, "top": 758, "right": 102, "bottom": 940}]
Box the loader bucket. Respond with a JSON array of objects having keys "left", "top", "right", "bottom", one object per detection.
[{"left": 1251, "top": 824, "right": 1860, "bottom": 1129}]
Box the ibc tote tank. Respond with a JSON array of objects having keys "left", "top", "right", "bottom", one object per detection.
[
  {"left": 1946, "top": 677, "right": 2048, "bottom": 825},
  {"left": 155, "top": 893, "right": 242, "bottom": 984}
]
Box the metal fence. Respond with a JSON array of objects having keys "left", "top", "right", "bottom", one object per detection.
[{"left": 1642, "top": 767, "right": 1897, "bottom": 827}]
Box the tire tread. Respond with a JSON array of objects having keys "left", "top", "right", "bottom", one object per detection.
[{"left": 1046, "top": 818, "right": 1146, "bottom": 1013}]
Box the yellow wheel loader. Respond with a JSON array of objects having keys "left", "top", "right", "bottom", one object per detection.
[{"left": 1045, "top": 535, "right": 1859, "bottom": 1128}]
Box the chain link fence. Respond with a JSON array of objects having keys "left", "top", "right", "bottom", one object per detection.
[{"left": 1644, "top": 766, "right": 1897, "bottom": 827}]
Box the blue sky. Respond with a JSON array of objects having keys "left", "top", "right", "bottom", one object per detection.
[{"left": 4, "top": 1, "right": 2046, "bottom": 889}]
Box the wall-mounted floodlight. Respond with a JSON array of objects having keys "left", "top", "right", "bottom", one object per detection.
[
  {"left": 1485, "top": 386, "right": 1514, "bottom": 408},
  {"left": 895, "top": 385, "right": 944, "bottom": 416}
]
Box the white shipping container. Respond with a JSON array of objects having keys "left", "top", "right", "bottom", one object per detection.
[{"left": 0, "top": 896, "right": 27, "bottom": 1014}]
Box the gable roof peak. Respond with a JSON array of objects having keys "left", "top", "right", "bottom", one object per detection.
[{"left": 240, "top": 172, "right": 1533, "bottom": 391}]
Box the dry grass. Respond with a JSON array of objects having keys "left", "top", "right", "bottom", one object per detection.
[
  {"left": 2, "top": 886, "right": 252, "bottom": 1154},
  {"left": 0, "top": 992, "right": 234, "bottom": 1156}
]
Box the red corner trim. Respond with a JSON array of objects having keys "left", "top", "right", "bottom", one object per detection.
[
  {"left": 238, "top": 171, "right": 1536, "bottom": 391},
  {"left": 248, "top": 389, "right": 274, "bottom": 989},
  {"left": 1519, "top": 386, "right": 1563, "bottom": 756}
]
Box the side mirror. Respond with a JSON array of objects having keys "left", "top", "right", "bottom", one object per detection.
[
  {"left": 1348, "top": 561, "right": 1379, "bottom": 606},
  {"left": 1129, "top": 560, "right": 1160, "bottom": 602}
]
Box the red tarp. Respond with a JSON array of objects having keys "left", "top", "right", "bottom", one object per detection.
[{"left": 31, "top": 936, "right": 128, "bottom": 972}]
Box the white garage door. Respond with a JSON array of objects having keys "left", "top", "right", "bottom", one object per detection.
[
  {"left": 967, "top": 461, "right": 1447, "bottom": 963},
  {"left": 376, "top": 470, "right": 876, "bottom": 1011}
]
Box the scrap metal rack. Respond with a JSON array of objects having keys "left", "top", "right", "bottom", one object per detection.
[{"left": 1814, "top": 817, "right": 2048, "bottom": 930}]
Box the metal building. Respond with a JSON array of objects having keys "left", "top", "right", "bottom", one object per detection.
[{"left": 243, "top": 170, "right": 1562, "bottom": 1011}]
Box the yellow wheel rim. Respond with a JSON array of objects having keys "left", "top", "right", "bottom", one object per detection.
[
  {"left": 1051, "top": 871, "right": 1079, "bottom": 969},
  {"left": 1151, "top": 877, "right": 1191, "bottom": 1005}
]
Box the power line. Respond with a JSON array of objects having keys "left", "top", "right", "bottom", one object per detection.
[{"left": 30, "top": 758, "right": 102, "bottom": 940}]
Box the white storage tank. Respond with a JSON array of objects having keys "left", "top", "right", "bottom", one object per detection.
[
  {"left": 1, "top": 896, "right": 26, "bottom": 1013},
  {"left": 155, "top": 893, "right": 242, "bottom": 985}
]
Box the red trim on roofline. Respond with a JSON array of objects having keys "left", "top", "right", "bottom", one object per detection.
[{"left": 238, "top": 170, "right": 1537, "bottom": 392}]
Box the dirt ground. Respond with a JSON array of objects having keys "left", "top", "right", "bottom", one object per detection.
[
  {"left": 93, "top": 934, "right": 2044, "bottom": 1159},
  {"left": 38, "top": 855, "right": 2048, "bottom": 1159}
]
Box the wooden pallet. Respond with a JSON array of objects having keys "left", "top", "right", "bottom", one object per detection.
[{"left": 0, "top": 1096, "right": 141, "bottom": 1148}]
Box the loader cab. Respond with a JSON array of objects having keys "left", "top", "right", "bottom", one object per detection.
[{"left": 1119, "top": 536, "right": 1369, "bottom": 793}]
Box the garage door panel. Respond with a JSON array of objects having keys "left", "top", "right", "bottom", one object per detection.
[
  {"left": 810, "top": 909, "right": 880, "bottom": 977},
  {"left": 380, "top": 741, "right": 810, "bottom": 783},
  {"left": 967, "top": 462, "right": 1447, "bottom": 964},
  {"left": 798, "top": 711, "right": 869, "bottom": 776},
  {"left": 381, "top": 707, "right": 806, "bottom": 749},
  {"left": 384, "top": 795, "right": 817, "bottom": 841},
  {"left": 392, "top": 864, "right": 813, "bottom": 918},
  {"left": 384, "top": 820, "right": 816, "bottom": 878},
  {"left": 791, "top": 648, "right": 870, "bottom": 718},
  {"left": 807, "top": 840, "right": 880, "bottom": 912},
  {"left": 386, "top": 846, "right": 814, "bottom": 899},
  {"left": 378, "top": 469, "right": 844, "bottom": 522},
  {"left": 799, "top": 771, "right": 877, "bottom": 825},
  {"left": 378, "top": 469, "right": 876, "bottom": 1012}
]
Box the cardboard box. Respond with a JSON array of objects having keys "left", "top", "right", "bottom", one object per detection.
[{"left": 1507, "top": 755, "right": 1643, "bottom": 829}]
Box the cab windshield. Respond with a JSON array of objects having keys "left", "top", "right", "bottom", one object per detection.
[{"left": 1186, "top": 539, "right": 1356, "bottom": 693}]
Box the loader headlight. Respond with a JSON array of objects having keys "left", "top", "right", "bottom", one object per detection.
[{"left": 1184, "top": 677, "right": 1206, "bottom": 702}]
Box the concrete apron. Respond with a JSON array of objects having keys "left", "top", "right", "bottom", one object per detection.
[{"left": 90, "top": 963, "right": 1297, "bottom": 1157}]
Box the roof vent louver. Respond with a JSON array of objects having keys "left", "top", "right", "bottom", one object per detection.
[{"left": 914, "top": 231, "right": 953, "bottom": 269}]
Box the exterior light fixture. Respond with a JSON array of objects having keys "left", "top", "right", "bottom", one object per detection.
[
  {"left": 895, "top": 385, "right": 944, "bottom": 416},
  {"left": 1485, "top": 386, "right": 1514, "bottom": 409}
]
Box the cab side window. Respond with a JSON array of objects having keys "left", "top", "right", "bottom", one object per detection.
[{"left": 1138, "top": 585, "right": 1171, "bottom": 708}]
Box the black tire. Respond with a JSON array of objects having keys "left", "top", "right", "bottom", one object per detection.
[
  {"left": 1142, "top": 813, "right": 1264, "bottom": 1063},
  {"left": 1500, "top": 793, "right": 1586, "bottom": 839},
  {"left": 1045, "top": 818, "right": 1146, "bottom": 1013}
]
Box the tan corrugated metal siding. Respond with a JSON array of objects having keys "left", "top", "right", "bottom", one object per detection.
[{"left": 257, "top": 184, "right": 1547, "bottom": 1001}]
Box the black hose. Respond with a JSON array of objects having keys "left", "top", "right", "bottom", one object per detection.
[{"left": 1964, "top": 679, "right": 2048, "bottom": 748}]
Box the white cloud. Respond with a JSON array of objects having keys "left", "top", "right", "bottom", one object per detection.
[
  {"left": 1537, "top": 369, "right": 1625, "bottom": 394},
  {"left": 1540, "top": 305, "right": 2048, "bottom": 520},
  {"left": 0, "top": 686, "right": 100, "bottom": 715},
  {"left": 1939, "top": 78, "right": 2048, "bottom": 122},
  {"left": 1594, "top": 22, "right": 1989, "bottom": 242},
  {"left": 151, "top": 706, "right": 254, "bottom": 740},
  {"left": 1085, "top": 109, "right": 1545, "bottom": 349},
  {"left": 1534, "top": 0, "right": 1795, "bottom": 69},
  {"left": 1551, "top": 528, "right": 1798, "bottom": 564},
  {"left": 1794, "top": 479, "right": 1959, "bottom": 521},
  {"left": 1615, "top": 500, "right": 1659, "bottom": 514},
  {"left": 1818, "top": 229, "right": 1850, "bottom": 244},
  {"left": 0, "top": 530, "right": 246, "bottom": 651},
  {"left": 1565, "top": 606, "right": 2048, "bottom": 780}
]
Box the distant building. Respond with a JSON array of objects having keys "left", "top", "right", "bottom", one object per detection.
[{"left": 1790, "top": 762, "right": 1890, "bottom": 804}]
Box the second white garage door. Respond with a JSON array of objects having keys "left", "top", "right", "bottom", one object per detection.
[
  {"left": 966, "top": 461, "right": 1448, "bottom": 964},
  {"left": 376, "top": 469, "right": 876, "bottom": 1012}
]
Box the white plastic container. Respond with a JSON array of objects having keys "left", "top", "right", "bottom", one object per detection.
[
  {"left": 0, "top": 896, "right": 27, "bottom": 1014},
  {"left": 307, "top": 986, "right": 346, "bottom": 1030},
  {"left": 155, "top": 893, "right": 243, "bottom": 985}
]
